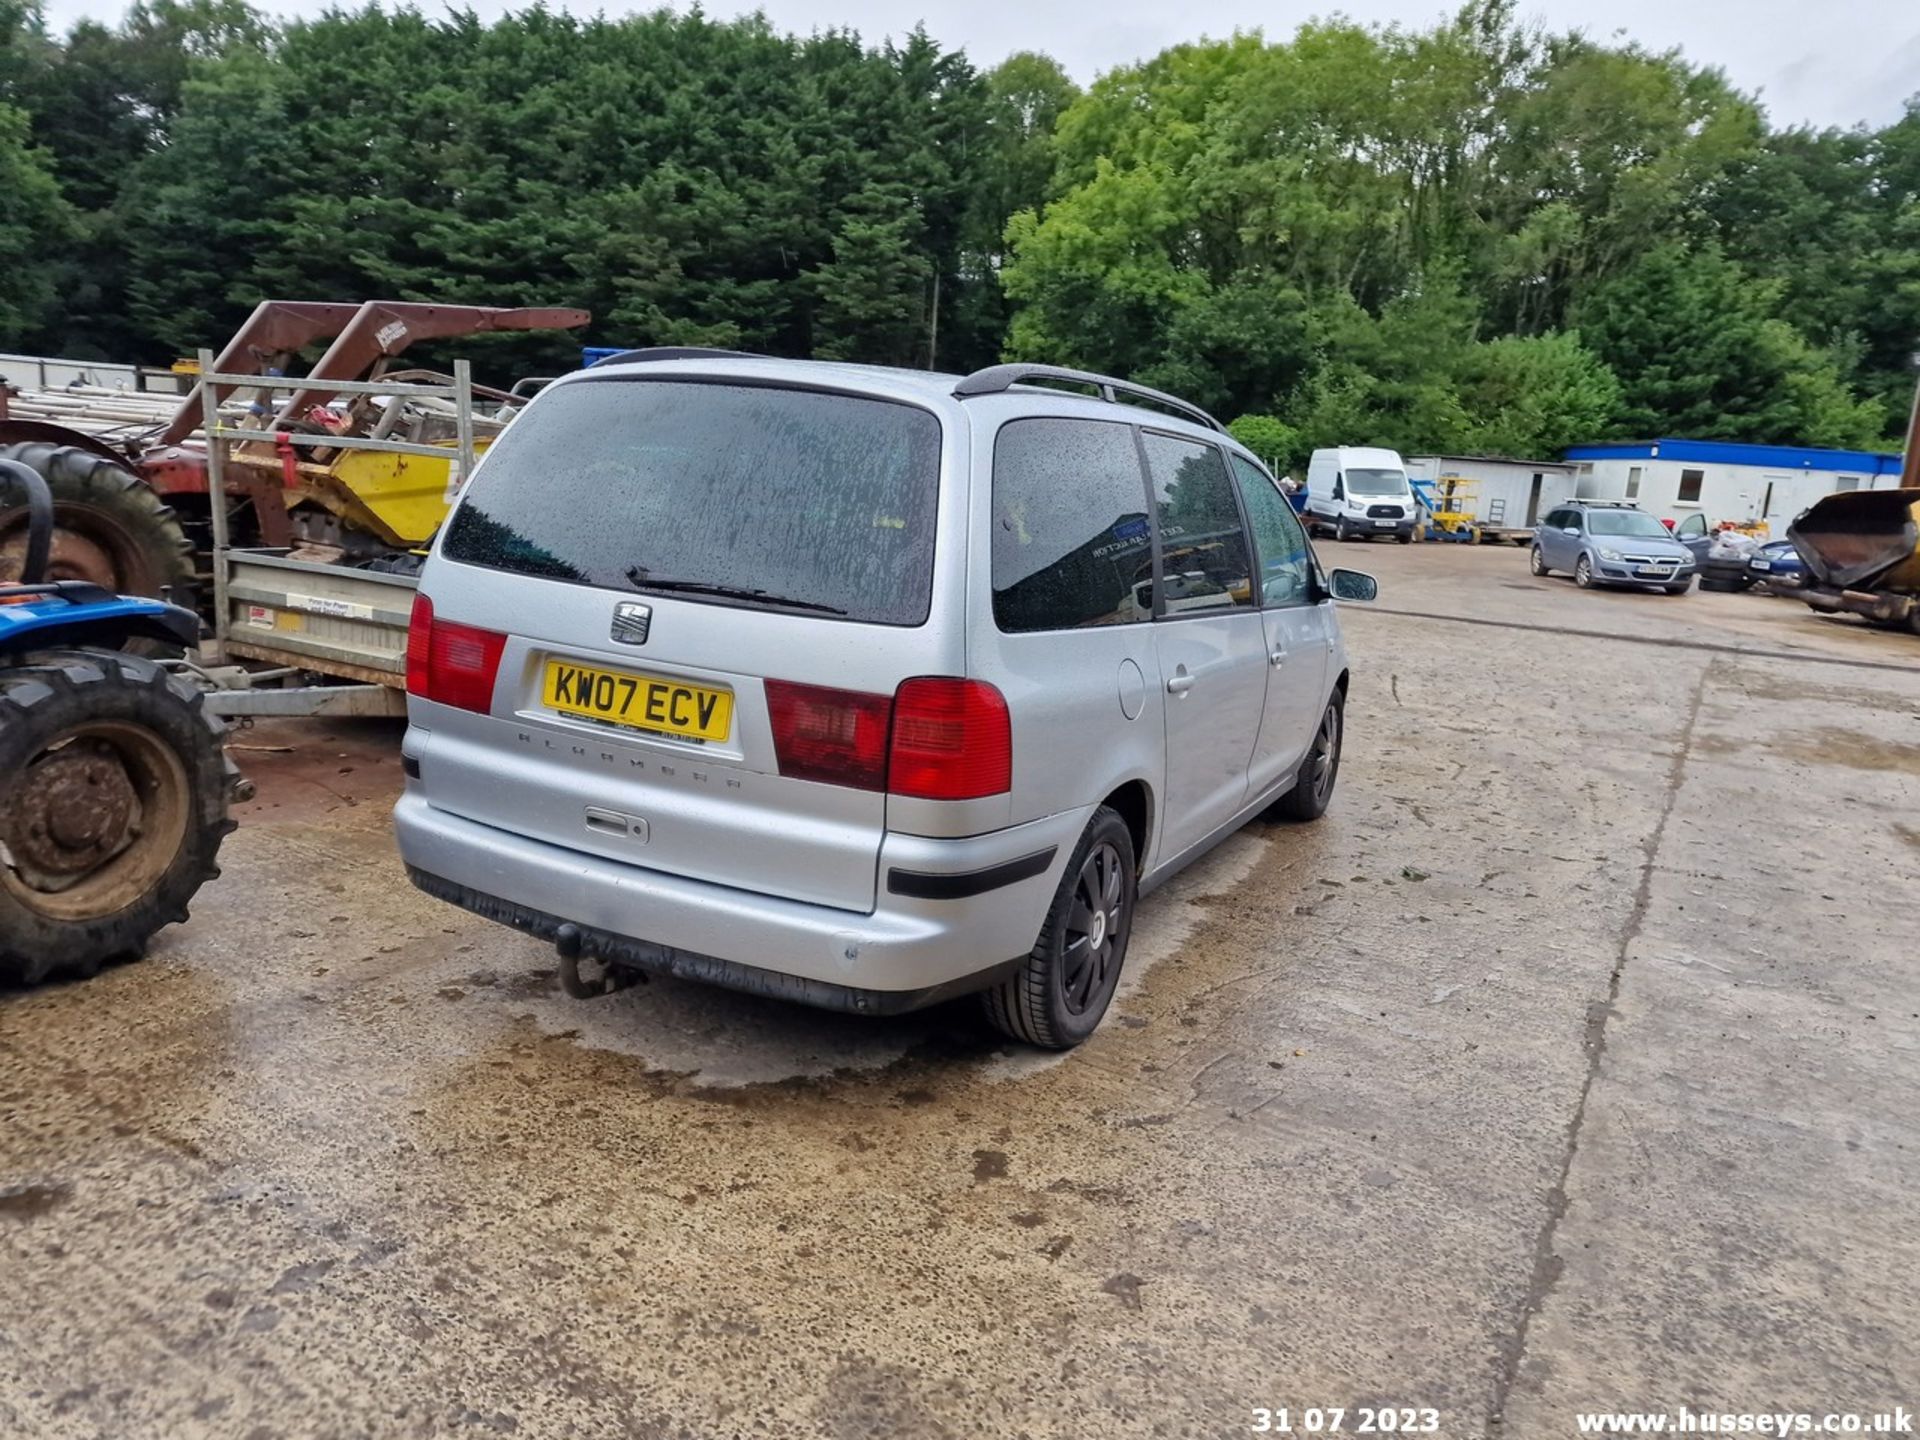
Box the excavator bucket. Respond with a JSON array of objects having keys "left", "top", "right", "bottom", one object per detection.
[{"left": 1789, "top": 488, "right": 1920, "bottom": 591}]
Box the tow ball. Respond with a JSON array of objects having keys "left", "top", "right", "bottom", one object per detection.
[{"left": 554, "top": 923, "right": 645, "bottom": 999}]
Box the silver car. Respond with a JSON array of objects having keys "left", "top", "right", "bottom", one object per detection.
[
  {"left": 394, "top": 353, "right": 1374, "bottom": 1047},
  {"left": 1530, "top": 502, "right": 1700, "bottom": 593}
]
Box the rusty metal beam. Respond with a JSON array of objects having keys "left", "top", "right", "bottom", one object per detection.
[
  {"left": 270, "top": 303, "right": 589, "bottom": 427},
  {"left": 159, "top": 302, "right": 364, "bottom": 448}
]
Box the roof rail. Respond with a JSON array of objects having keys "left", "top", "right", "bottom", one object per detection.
[
  {"left": 589, "top": 346, "right": 756, "bottom": 367},
  {"left": 952, "top": 363, "right": 1225, "bottom": 434}
]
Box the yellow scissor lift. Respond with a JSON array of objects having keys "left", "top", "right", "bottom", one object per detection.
[{"left": 1412, "top": 474, "right": 1481, "bottom": 542}]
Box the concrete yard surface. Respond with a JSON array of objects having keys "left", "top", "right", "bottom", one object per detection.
[{"left": 3, "top": 542, "right": 1917, "bottom": 1438}]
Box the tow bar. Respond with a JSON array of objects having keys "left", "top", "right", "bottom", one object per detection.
[{"left": 554, "top": 922, "right": 645, "bottom": 999}]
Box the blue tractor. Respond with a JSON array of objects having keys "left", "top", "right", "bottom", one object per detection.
[{"left": 0, "top": 458, "right": 246, "bottom": 986}]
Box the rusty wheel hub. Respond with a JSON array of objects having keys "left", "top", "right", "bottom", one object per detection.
[
  {"left": 0, "top": 517, "right": 132, "bottom": 589},
  {"left": 5, "top": 741, "right": 142, "bottom": 892},
  {"left": 2, "top": 721, "right": 187, "bottom": 921}
]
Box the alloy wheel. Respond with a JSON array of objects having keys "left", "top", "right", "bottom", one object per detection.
[{"left": 1060, "top": 840, "right": 1127, "bottom": 1016}]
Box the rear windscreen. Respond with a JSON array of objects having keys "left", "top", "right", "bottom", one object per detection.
[{"left": 440, "top": 378, "right": 943, "bottom": 625}]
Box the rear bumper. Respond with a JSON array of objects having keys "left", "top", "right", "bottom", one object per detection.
[{"left": 392, "top": 792, "right": 1085, "bottom": 1010}]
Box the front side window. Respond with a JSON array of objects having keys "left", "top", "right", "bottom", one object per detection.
[
  {"left": 441, "top": 379, "right": 941, "bottom": 625},
  {"left": 1230, "top": 454, "right": 1313, "bottom": 607},
  {"left": 991, "top": 418, "right": 1153, "bottom": 633},
  {"left": 1141, "top": 433, "right": 1254, "bottom": 615}
]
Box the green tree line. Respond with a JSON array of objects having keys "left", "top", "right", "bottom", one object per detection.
[{"left": 2, "top": 0, "right": 1915, "bottom": 461}]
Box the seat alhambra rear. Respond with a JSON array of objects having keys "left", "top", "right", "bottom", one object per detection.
[{"left": 395, "top": 352, "right": 1364, "bottom": 1047}]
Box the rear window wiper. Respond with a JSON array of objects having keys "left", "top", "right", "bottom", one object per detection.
[{"left": 623, "top": 570, "right": 848, "bottom": 615}]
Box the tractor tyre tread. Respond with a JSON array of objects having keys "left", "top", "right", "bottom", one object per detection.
[{"left": 0, "top": 649, "right": 236, "bottom": 986}]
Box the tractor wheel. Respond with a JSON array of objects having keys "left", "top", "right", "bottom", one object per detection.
[
  {"left": 0, "top": 650, "right": 240, "bottom": 986},
  {"left": 0, "top": 442, "right": 196, "bottom": 610}
]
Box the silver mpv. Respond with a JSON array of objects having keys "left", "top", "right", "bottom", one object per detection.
[{"left": 394, "top": 353, "right": 1375, "bottom": 1047}]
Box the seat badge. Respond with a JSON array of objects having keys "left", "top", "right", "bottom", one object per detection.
[{"left": 610, "top": 602, "right": 652, "bottom": 645}]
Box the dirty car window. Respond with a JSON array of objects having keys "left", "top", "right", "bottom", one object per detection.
[
  {"left": 991, "top": 417, "right": 1152, "bottom": 632},
  {"left": 441, "top": 379, "right": 942, "bottom": 625},
  {"left": 1587, "top": 510, "right": 1674, "bottom": 539}
]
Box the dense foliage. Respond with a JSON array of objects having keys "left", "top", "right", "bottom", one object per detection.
[{"left": 2, "top": 0, "right": 1914, "bottom": 458}]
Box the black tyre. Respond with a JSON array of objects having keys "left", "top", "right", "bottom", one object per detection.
[
  {"left": 0, "top": 442, "right": 196, "bottom": 607},
  {"left": 1335, "top": 517, "right": 1351, "bottom": 542},
  {"left": 1573, "top": 553, "right": 1595, "bottom": 589},
  {"left": 1268, "top": 685, "right": 1344, "bottom": 823},
  {"left": 982, "top": 806, "right": 1136, "bottom": 1049},
  {"left": 1396, "top": 530, "right": 1413, "bottom": 544},
  {"left": 1529, "top": 545, "right": 1550, "bottom": 577},
  {"left": 0, "top": 650, "right": 239, "bottom": 986}
]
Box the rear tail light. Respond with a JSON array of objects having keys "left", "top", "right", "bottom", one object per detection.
[
  {"left": 764, "top": 676, "right": 1012, "bottom": 799},
  {"left": 765, "top": 679, "right": 892, "bottom": 791},
  {"left": 888, "top": 678, "right": 1011, "bottom": 801},
  {"left": 405, "top": 594, "right": 507, "bottom": 714}
]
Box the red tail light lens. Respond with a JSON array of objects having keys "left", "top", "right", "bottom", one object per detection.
[
  {"left": 765, "top": 679, "right": 892, "bottom": 791},
  {"left": 889, "top": 678, "right": 1011, "bottom": 800},
  {"left": 405, "top": 593, "right": 507, "bottom": 714}
]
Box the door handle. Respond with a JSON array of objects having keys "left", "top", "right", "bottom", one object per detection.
[
  {"left": 1166, "top": 672, "right": 1196, "bottom": 696},
  {"left": 1269, "top": 648, "right": 1287, "bottom": 667}
]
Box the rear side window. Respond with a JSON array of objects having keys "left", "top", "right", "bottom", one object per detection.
[
  {"left": 991, "top": 418, "right": 1153, "bottom": 632},
  {"left": 1141, "top": 432, "right": 1254, "bottom": 614},
  {"left": 441, "top": 379, "right": 942, "bottom": 625}
]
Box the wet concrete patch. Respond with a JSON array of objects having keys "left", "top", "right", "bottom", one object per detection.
[
  {"left": 1777, "top": 727, "right": 1920, "bottom": 775},
  {"left": 1717, "top": 664, "right": 1920, "bottom": 715},
  {"left": 0, "top": 1181, "right": 72, "bottom": 1219}
]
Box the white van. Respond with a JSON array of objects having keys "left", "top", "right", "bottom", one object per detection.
[{"left": 1304, "top": 446, "right": 1416, "bottom": 543}]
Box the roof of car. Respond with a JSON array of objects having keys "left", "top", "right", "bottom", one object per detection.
[{"left": 575, "top": 350, "right": 1231, "bottom": 438}]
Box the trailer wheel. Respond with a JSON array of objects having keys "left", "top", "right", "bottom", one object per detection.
[
  {"left": 0, "top": 650, "right": 238, "bottom": 986},
  {"left": 0, "top": 442, "right": 196, "bottom": 612}
]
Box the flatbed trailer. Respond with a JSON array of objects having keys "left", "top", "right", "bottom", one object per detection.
[{"left": 177, "top": 352, "right": 462, "bottom": 716}]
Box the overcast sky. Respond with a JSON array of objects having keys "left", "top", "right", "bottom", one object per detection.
[{"left": 37, "top": 0, "right": 1920, "bottom": 131}]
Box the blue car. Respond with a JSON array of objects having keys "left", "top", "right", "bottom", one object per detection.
[{"left": 1746, "top": 539, "right": 1807, "bottom": 588}]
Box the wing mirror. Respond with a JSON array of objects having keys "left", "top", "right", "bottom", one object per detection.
[
  {"left": 1329, "top": 568, "right": 1377, "bottom": 602},
  {"left": 1562, "top": 526, "right": 1580, "bottom": 536}
]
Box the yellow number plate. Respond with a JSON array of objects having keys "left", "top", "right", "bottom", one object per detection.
[{"left": 541, "top": 660, "right": 732, "bottom": 742}]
